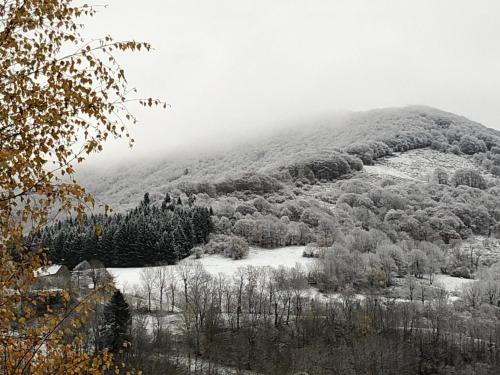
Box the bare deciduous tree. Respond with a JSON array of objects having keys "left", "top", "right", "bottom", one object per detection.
[
  {"left": 140, "top": 267, "right": 157, "bottom": 312},
  {"left": 155, "top": 266, "right": 169, "bottom": 311}
]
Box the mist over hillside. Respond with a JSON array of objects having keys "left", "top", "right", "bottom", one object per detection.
[{"left": 81, "top": 105, "right": 500, "bottom": 211}]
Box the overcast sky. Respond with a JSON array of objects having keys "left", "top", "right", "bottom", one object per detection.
[{"left": 84, "top": 0, "right": 500, "bottom": 163}]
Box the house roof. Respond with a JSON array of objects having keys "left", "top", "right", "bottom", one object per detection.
[
  {"left": 73, "top": 260, "right": 91, "bottom": 271},
  {"left": 34, "top": 265, "right": 62, "bottom": 277}
]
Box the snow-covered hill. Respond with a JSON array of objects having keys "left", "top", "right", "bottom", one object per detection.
[{"left": 79, "top": 106, "right": 500, "bottom": 211}]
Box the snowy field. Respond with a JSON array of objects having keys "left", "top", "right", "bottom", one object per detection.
[
  {"left": 108, "top": 246, "right": 313, "bottom": 292},
  {"left": 434, "top": 274, "right": 474, "bottom": 293},
  {"left": 363, "top": 148, "right": 477, "bottom": 182},
  {"left": 363, "top": 165, "right": 420, "bottom": 181},
  {"left": 108, "top": 244, "right": 476, "bottom": 305}
]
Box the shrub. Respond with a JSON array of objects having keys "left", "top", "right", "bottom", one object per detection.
[
  {"left": 432, "top": 168, "right": 449, "bottom": 185},
  {"left": 492, "top": 223, "right": 500, "bottom": 239},
  {"left": 459, "top": 135, "right": 487, "bottom": 155},
  {"left": 289, "top": 155, "right": 352, "bottom": 182},
  {"left": 491, "top": 165, "right": 500, "bottom": 177},
  {"left": 367, "top": 269, "right": 388, "bottom": 288},
  {"left": 204, "top": 234, "right": 249, "bottom": 259},
  {"left": 450, "top": 266, "right": 471, "bottom": 279},
  {"left": 253, "top": 197, "right": 273, "bottom": 213},
  {"left": 369, "top": 141, "right": 392, "bottom": 158},
  {"left": 451, "top": 169, "right": 487, "bottom": 189},
  {"left": 235, "top": 203, "right": 257, "bottom": 215},
  {"left": 303, "top": 244, "right": 321, "bottom": 258},
  {"left": 337, "top": 193, "right": 374, "bottom": 209},
  {"left": 345, "top": 143, "right": 374, "bottom": 165},
  {"left": 340, "top": 179, "right": 372, "bottom": 194},
  {"left": 342, "top": 155, "right": 364, "bottom": 171},
  {"left": 449, "top": 145, "right": 461, "bottom": 155},
  {"left": 224, "top": 236, "right": 250, "bottom": 259},
  {"left": 430, "top": 140, "right": 447, "bottom": 152},
  {"left": 299, "top": 208, "right": 322, "bottom": 227},
  {"left": 193, "top": 246, "right": 204, "bottom": 259}
]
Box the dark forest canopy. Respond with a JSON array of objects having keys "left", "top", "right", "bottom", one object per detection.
[{"left": 32, "top": 193, "right": 213, "bottom": 268}]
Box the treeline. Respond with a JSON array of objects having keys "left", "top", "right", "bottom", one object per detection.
[
  {"left": 33, "top": 193, "right": 213, "bottom": 268},
  {"left": 176, "top": 152, "right": 364, "bottom": 197},
  {"left": 121, "top": 263, "right": 500, "bottom": 375}
]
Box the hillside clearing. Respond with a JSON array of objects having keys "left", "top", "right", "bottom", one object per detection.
[
  {"left": 363, "top": 148, "right": 477, "bottom": 181},
  {"left": 108, "top": 246, "right": 313, "bottom": 292}
]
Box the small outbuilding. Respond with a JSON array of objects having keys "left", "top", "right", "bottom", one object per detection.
[{"left": 34, "top": 265, "right": 71, "bottom": 290}]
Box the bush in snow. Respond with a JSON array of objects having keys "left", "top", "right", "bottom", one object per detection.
[
  {"left": 337, "top": 193, "right": 374, "bottom": 209},
  {"left": 449, "top": 144, "right": 461, "bottom": 155},
  {"left": 193, "top": 246, "right": 204, "bottom": 259},
  {"left": 432, "top": 167, "right": 449, "bottom": 185},
  {"left": 204, "top": 234, "right": 249, "bottom": 260},
  {"left": 344, "top": 143, "right": 374, "bottom": 165},
  {"left": 430, "top": 140, "right": 448, "bottom": 152},
  {"left": 459, "top": 135, "right": 487, "bottom": 155},
  {"left": 342, "top": 155, "right": 364, "bottom": 171},
  {"left": 288, "top": 155, "right": 353, "bottom": 182},
  {"left": 223, "top": 236, "right": 249, "bottom": 259},
  {"left": 303, "top": 244, "right": 321, "bottom": 258},
  {"left": 451, "top": 168, "right": 487, "bottom": 189},
  {"left": 491, "top": 165, "right": 500, "bottom": 177}
]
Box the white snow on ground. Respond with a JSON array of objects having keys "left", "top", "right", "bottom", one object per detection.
[
  {"left": 135, "top": 313, "right": 184, "bottom": 336},
  {"left": 434, "top": 274, "right": 474, "bottom": 293},
  {"left": 108, "top": 246, "right": 312, "bottom": 292},
  {"left": 169, "top": 354, "right": 261, "bottom": 375},
  {"left": 107, "top": 267, "right": 150, "bottom": 292},
  {"left": 108, "top": 245, "right": 478, "bottom": 303},
  {"left": 184, "top": 246, "right": 312, "bottom": 276},
  {"left": 363, "top": 148, "right": 478, "bottom": 182},
  {"left": 363, "top": 165, "right": 420, "bottom": 181}
]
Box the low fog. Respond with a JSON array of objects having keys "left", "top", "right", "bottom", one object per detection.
[{"left": 84, "top": 0, "right": 500, "bottom": 165}]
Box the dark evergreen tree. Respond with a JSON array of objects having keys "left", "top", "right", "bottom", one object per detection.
[
  {"left": 33, "top": 192, "right": 214, "bottom": 267},
  {"left": 161, "top": 193, "right": 171, "bottom": 210},
  {"left": 100, "top": 290, "right": 131, "bottom": 353},
  {"left": 142, "top": 192, "right": 150, "bottom": 206}
]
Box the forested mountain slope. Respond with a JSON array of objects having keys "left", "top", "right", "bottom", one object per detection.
[
  {"left": 41, "top": 106, "right": 500, "bottom": 375},
  {"left": 44, "top": 105, "right": 500, "bottom": 276},
  {"left": 82, "top": 106, "right": 500, "bottom": 211}
]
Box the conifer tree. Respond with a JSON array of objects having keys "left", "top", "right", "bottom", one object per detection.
[
  {"left": 101, "top": 290, "right": 132, "bottom": 353},
  {"left": 142, "top": 192, "right": 151, "bottom": 207},
  {"left": 35, "top": 192, "right": 214, "bottom": 267}
]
